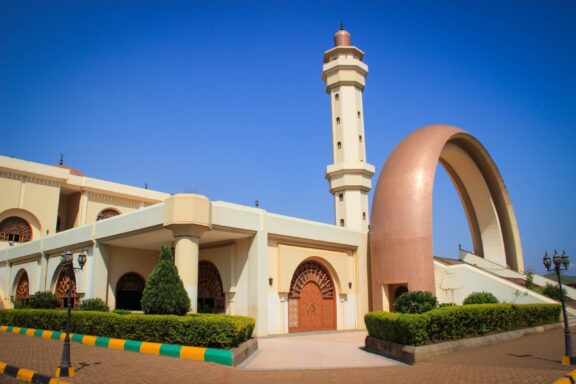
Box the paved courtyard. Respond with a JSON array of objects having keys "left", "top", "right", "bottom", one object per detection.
[{"left": 0, "top": 327, "right": 574, "bottom": 384}]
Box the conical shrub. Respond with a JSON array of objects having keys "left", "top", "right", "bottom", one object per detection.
[{"left": 141, "top": 246, "right": 191, "bottom": 315}]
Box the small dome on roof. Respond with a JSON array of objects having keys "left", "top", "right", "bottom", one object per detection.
[
  {"left": 54, "top": 164, "right": 85, "bottom": 176},
  {"left": 334, "top": 24, "right": 351, "bottom": 47}
]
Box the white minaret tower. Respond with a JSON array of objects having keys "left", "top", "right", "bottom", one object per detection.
[{"left": 322, "top": 26, "right": 375, "bottom": 232}]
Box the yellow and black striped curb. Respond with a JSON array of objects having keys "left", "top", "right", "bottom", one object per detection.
[
  {"left": 0, "top": 325, "right": 233, "bottom": 366},
  {"left": 554, "top": 370, "right": 576, "bottom": 384},
  {"left": 0, "top": 361, "right": 65, "bottom": 384}
]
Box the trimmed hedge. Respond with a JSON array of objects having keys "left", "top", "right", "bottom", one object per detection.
[
  {"left": 365, "top": 304, "right": 561, "bottom": 346},
  {"left": 0, "top": 309, "right": 255, "bottom": 349},
  {"left": 364, "top": 312, "right": 428, "bottom": 346}
]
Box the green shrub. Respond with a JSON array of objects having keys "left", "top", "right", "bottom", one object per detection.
[
  {"left": 365, "top": 311, "right": 429, "bottom": 346},
  {"left": 542, "top": 283, "right": 566, "bottom": 301},
  {"left": 113, "top": 309, "right": 131, "bottom": 315},
  {"left": 394, "top": 291, "right": 438, "bottom": 314},
  {"left": 427, "top": 304, "right": 560, "bottom": 342},
  {"left": 0, "top": 309, "right": 255, "bottom": 349},
  {"left": 29, "top": 292, "right": 59, "bottom": 309},
  {"left": 141, "top": 246, "right": 190, "bottom": 315},
  {"left": 365, "top": 303, "right": 560, "bottom": 346},
  {"left": 525, "top": 271, "right": 536, "bottom": 290},
  {"left": 439, "top": 303, "right": 456, "bottom": 308},
  {"left": 463, "top": 291, "right": 499, "bottom": 305},
  {"left": 80, "top": 298, "right": 109, "bottom": 312},
  {"left": 13, "top": 300, "right": 30, "bottom": 309}
]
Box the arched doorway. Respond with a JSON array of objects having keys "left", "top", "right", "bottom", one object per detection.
[
  {"left": 288, "top": 260, "right": 336, "bottom": 333},
  {"left": 14, "top": 270, "right": 30, "bottom": 306},
  {"left": 116, "top": 273, "right": 146, "bottom": 310},
  {"left": 55, "top": 268, "right": 78, "bottom": 308},
  {"left": 197, "top": 261, "right": 225, "bottom": 313}
]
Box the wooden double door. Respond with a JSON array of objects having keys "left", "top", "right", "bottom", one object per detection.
[{"left": 288, "top": 260, "right": 336, "bottom": 333}]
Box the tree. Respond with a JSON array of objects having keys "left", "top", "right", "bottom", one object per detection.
[{"left": 141, "top": 246, "right": 191, "bottom": 315}]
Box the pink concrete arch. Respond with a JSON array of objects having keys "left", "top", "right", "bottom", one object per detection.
[{"left": 370, "top": 124, "right": 523, "bottom": 311}]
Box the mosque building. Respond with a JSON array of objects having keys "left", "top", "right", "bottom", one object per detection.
[{"left": 0, "top": 28, "right": 560, "bottom": 336}]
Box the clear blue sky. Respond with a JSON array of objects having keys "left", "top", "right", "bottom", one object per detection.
[{"left": 1, "top": 1, "right": 574, "bottom": 274}]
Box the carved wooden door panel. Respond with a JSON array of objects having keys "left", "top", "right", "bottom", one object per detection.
[
  {"left": 288, "top": 260, "right": 336, "bottom": 333},
  {"left": 298, "top": 282, "right": 323, "bottom": 332}
]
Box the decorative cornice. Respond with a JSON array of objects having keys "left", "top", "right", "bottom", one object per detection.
[
  {"left": 0, "top": 172, "right": 61, "bottom": 188},
  {"left": 88, "top": 192, "right": 143, "bottom": 208}
]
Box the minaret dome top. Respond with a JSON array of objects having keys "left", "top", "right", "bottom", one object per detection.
[{"left": 334, "top": 24, "right": 351, "bottom": 47}]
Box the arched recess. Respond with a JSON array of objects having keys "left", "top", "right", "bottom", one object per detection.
[
  {"left": 197, "top": 261, "right": 225, "bottom": 313},
  {"left": 116, "top": 272, "right": 146, "bottom": 310},
  {"left": 96, "top": 208, "right": 120, "bottom": 221},
  {"left": 54, "top": 267, "right": 78, "bottom": 308},
  {"left": 370, "top": 124, "right": 524, "bottom": 311},
  {"left": 288, "top": 260, "right": 336, "bottom": 333},
  {"left": 0, "top": 209, "right": 42, "bottom": 242},
  {"left": 13, "top": 269, "right": 30, "bottom": 305}
]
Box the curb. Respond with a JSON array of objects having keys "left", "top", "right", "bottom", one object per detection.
[
  {"left": 0, "top": 325, "right": 236, "bottom": 366},
  {"left": 0, "top": 360, "right": 65, "bottom": 384},
  {"left": 554, "top": 370, "right": 576, "bottom": 384}
]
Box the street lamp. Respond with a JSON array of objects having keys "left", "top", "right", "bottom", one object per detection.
[
  {"left": 56, "top": 250, "right": 86, "bottom": 378},
  {"left": 543, "top": 250, "right": 575, "bottom": 365}
]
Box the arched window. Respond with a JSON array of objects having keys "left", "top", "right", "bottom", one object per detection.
[
  {"left": 337, "top": 142, "right": 342, "bottom": 149},
  {"left": 55, "top": 268, "right": 78, "bottom": 308},
  {"left": 339, "top": 193, "right": 344, "bottom": 202},
  {"left": 15, "top": 271, "right": 30, "bottom": 305},
  {"left": 198, "top": 261, "right": 225, "bottom": 313},
  {"left": 340, "top": 219, "right": 345, "bottom": 227},
  {"left": 336, "top": 117, "right": 340, "bottom": 125},
  {"left": 116, "top": 272, "right": 146, "bottom": 310},
  {"left": 0, "top": 217, "right": 32, "bottom": 243},
  {"left": 97, "top": 209, "right": 120, "bottom": 221},
  {"left": 334, "top": 93, "right": 339, "bottom": 101}
]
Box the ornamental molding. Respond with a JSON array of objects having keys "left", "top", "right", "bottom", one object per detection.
[
  {"left": 87, "top": 191, "right": 143, "bottom": 208},
  {"left": 0, "top": 172, "right": 61, "bottom": 187}
]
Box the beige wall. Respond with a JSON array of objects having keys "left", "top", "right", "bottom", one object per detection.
[{"left": 0, "top": 175, "right": 61, "bottom": 246}]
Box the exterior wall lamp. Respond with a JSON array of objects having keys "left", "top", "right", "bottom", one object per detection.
[
  {"left": 56, "top": 250, "right": 86, "bottom": 378},
  {"left": 543, "top": 249, "right": 575, "bottom": 365}
]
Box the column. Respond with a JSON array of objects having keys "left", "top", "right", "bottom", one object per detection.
[
  {"left": 173, "top": 231, "right": 201, "bottom": 313},
  {"left": 88, "top": 241, "right": 109, "bottom": 302}
]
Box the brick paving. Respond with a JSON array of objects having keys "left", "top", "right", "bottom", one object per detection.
[{"left": 0, "top": 327, "right": 574, "bottom": 384}]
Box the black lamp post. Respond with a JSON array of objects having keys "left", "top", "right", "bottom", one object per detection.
[
  {"left": 56, "top": 250, "right": 86, "bottom": 378},
  {"left": 543, "top": 249, "right": 576, "bottom": 366}
]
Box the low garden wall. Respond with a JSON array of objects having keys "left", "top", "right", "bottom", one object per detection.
[
  {"left": 0, "top": 309, "right": 255, "bottom": 349},
  {"left": 364, "top": 304, "right": 561, "bottom": 363}
]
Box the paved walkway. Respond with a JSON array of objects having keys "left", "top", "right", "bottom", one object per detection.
[
  {"left": 0, "top": 327, "right": 574, "bottom": 383},
  {"left": 239, "top": 331, "right": 400, "bottom": 369}
]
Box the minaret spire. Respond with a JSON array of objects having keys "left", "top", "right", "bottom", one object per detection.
[{"left": 322, "top": 27, "right": 375, "bottom": 231}]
